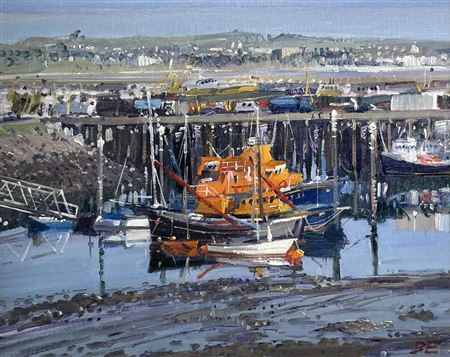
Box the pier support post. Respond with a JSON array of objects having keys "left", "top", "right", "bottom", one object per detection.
[
  {"left": 368, "top": 121, "right": 378, "bottom": 226},
  {"left": 427, "top": 118, "right": 432, "bottom": 139},
  {"left": 241, "top": 123, "right": 247, "bottom": 151},
  {"left": 331, "top": 110, "right": 339, "bottom": 207},
  {"left": 370, "top": 228, "right": 379, "bottom": 276},
  {"left": 352, "top": 120, "right": 358, "bottom": 214},
  {"left": 208, "top": 124, "right": 216, "bottom": 157},
  {"left": 304, "top": 119, "right": 312, "bottom": 181},
  {"left": 407, "top": 119, "right": 414, "bottom": 138},
  {"left": 387, "top": 120, "right": 393, "bottom": 152},
  {"left": 333, "top": 253, "right": 341, "bottom": 280},
  {"left": 158, "top": 125, "right": 165, "bottom": 203},
  {"left": 98, "top": 235, "right": 106, "bottom": 295},
  {"left": 369, "top": 121, "right": 379, "bottom": 275},
  {"left": 228, "top": 123, "right": 233, "bottom": 156},
  {"left": 96, "top": 123, "right": 104, "bottom": 216},
  {"left": 142, "top": 123, "right": 148, "bottom": 165}
]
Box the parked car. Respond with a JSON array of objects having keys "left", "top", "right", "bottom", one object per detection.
[
  {"left": 234, "top": 100, "right": 256, "bottom": 113},
  {"left": 199, "top": 107, "right": 228, "bottom": 116}
]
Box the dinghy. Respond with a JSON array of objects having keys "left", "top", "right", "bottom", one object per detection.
[{"left": 203, "top": 237, "right": 297, "bottom": 258}]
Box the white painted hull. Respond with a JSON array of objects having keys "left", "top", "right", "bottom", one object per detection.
[
  {"left": 0, "top": 227, "right": 28, "bottom": 242},
  {"left": 101, "top": 217, "right": 151, "bottom": 246},
  {"left": 206, "top": 238, "right": 296, "bottom": 257}
]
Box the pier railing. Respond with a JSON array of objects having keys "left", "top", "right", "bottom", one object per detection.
[{"left": 0, "top": 176, "right": 79, "bottom": 219}]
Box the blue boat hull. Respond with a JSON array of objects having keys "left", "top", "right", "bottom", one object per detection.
[{"left": 286, "top": 183, "right": 335, "bottom": 206}]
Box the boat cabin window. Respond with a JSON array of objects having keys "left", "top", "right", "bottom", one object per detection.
[
  {"left": 270, "top": 196, "right": 275, "bottom": 203},
  {"left": 241, "top": 200, "right": 246, "bottom": 206},
  {"left": 249, "top": 199, "right": 253, "bottom": 205}
]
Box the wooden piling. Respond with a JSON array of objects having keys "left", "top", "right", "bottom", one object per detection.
[
  {"left": 427, "top": 118, "right": 432, "bottom": 139},
  {"left": 331, "top": 111, "right": 338, "bottom": 206},
  {"left": 208, "top": 124, "right": 216, "bottom": 157},
  {"left": 304, "top": 119, "right": 312, "bottom": 181},
  {"left": 158, "top": 125, "right": 165, "bottom": 202},
  {"left": 352, "top": 120, "right": 358, "bottom": 213},
  {"left": 142, "top": 123, "right": 148, "bottom": 165},
  {"left": 407, "top": 119, "right": 414, "bottom": 138},
  {"left": 241, "top": 123, "right": 247, "bottom": 151},
  {"left": 370, "top": 228, "right": 379, "bottom": 276},
  {"left": 333, "top": 254, "right": 341, "bottom": 280},
  {"left": 387, "top": 120, "right": 393, "bottom": 152},
  {"left": 98, "top": 235, "right": 106, "bottom": 295},
  {"left": 369, "top": 122, "right": 378, "bottom": 225},
  {"left": 96, "top": 123, "right": 104, "bottom": 216}
]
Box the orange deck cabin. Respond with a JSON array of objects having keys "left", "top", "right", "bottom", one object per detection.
[{"left": 196, "top": 144, "right": 302, "bottom": 196}]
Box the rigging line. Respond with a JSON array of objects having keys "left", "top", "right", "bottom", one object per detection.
[
  {"left": 154, "top": 169, "right": 167, "bottom": 207},
  {"left": 114, "top": 124, "right": 139, "bottom": 197},
  {"left": 342, "top": 234, "right": 369, "bottom": 251},
  {"left": 164, "top": 135, "right": 181, "bottom": 176},
  {"left": 308, "top": 127, "right": 317, "bottom": 153},
  {"left": 206, "top": 140, "right": 221, "bottom": 158},
  {"left": 177, "top": 129, "right": 186, "bottom": 168},
  {"left": 378, "top": 123, "right": 388, "bottom": 152},
  {"left": 218, "top": 145, "right": 231, "bottom": 156},
  {"left": 340, "top": 216, "right": 352, "bottom": 227}
]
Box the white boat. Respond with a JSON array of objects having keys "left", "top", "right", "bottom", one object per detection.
[
  {"left": 100, "top": 216, "right": 151, "bottom": 247},
  {"left": 0, "top": 227, "right": 28, "bottom": 243},
  {"left": 205, "top": 238, "right": 297, "bottom": 257},
  {"left": 94, "top": 215, "right": 150, "bottom": 232},
  {"left": 214, "top": 256, "right": 294, "bottom": 267}
]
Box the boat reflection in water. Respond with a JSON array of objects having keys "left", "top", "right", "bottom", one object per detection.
[{"left": 148, "top": 236, "right": 304, "bottom": 276}]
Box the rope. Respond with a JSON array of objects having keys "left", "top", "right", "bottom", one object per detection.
[{"left": 304, "top": 210, "right": 343, "bottom": 232}]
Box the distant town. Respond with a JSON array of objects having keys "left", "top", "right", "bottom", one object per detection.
[{"left": 1, "top": 30, "right": 449, "bottom": 74}]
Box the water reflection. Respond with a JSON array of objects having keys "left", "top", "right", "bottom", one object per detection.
[{"left": 1, "top": 196, "right": 449, "bottom": 308}]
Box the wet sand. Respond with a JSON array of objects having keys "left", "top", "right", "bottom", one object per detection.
[{"left": 1, "top": 273, "right": 449, "bottom": 356}]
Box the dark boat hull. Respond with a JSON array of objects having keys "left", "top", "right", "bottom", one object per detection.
[
  {"left": 147, "top": 209, "right": 307, "bottom": 242},
  {"left": 144, "top": 205, "right": 343, "bottom": 241},
  {"left": 286, "top": 181, "right": 336, "bottom": 206},
  {"left": 381, "top": 154, "right": 450, "bottom": 176}
]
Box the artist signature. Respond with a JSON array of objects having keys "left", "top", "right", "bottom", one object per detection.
[{"left": 410, "top": 340, "right": 440, "bottom": 354}]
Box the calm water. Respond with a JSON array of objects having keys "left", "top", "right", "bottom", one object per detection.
[
  {"left": 1, "top": 212, "right": 449, "bottom": 308},
  {"left": 1, "top": 0, "right": 449, "bottom": 42}
]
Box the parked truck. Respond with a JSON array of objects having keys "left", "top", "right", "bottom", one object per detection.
[{"left": 269, "top": 96, "right": 311, "bottom": 113}]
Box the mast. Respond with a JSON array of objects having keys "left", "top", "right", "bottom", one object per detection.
[
  {"left": 154, "top": 160, "right": 239, "bottom": 226},
  {"left": 251, "top": 148, "right": 260, "bottom": 241},
  {"left": 146, "top": 91, "right": 159, "bottom": 206},
  {"left": 183, "top": 115, "right": 190, "bottom": 239},
  {"left": 255, "top": 106, "right": 265, "bottom": 219},
  {"left": 158, "top": 124, "right": 166, "bottom": 206}
]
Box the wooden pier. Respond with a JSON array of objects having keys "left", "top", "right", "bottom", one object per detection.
[{"left": 49, "top": 109, "right": 450, "bottom": 126}]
